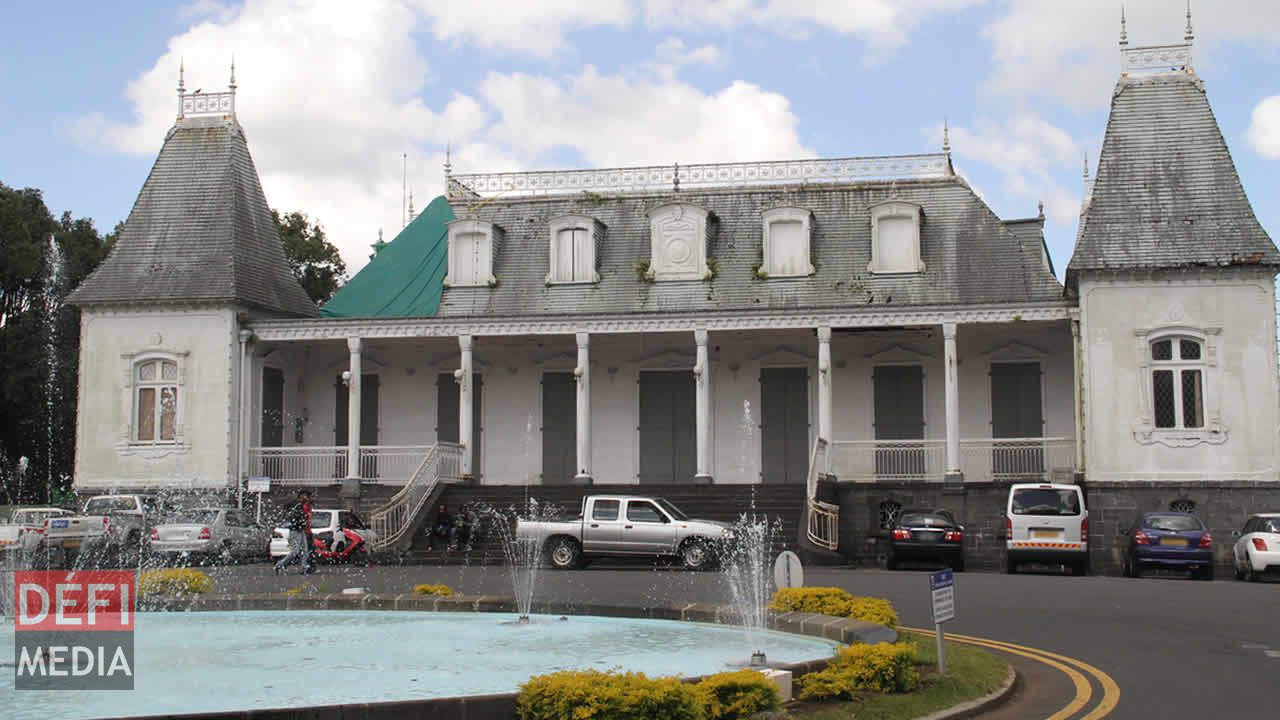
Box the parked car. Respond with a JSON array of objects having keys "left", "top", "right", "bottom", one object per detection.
[
  {"left": 886, "top": 509, "right": 965, "bottom": 571},
  {"left": 38, "top": 494, "right": 173, "bottom": 567},
  {"left": 150, "top": 508, "right": 271, "bottom": 564},
  {"left": 1004, "top": 483, "right": 1089, "bottom": 575},
  {"left": 1120, "top": 512, "right": 1214, "bottom": 580},
  {"left": 1232, "top": 513, "right": 1280, "bottom": 582},
  {"left": 269, "top": 509, "right": 377, "bottom": 562},
  {"left": 0, "top": 507, "right": 73, "bottom": 551},
  {"left": 516, "top": 495, "right": 733, "bottom": 570}
]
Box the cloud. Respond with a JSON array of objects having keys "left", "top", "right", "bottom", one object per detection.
[
  {"left": 655, "top": 37, "right": 722, "bottom": 68},
  {"left": 480, "top": 66, "right": 810, "bottom": 167},
  {"left": 411, "top": 0, "right": 632, "bottom": 57},
  {"left": 1248, "top": 96, "right": 1280, "bottom": 160},
  {"left": 942, "top": 113, "right": 1082, "bottom": 223},
  {"left": 982, "top": 0, "right": 1280, "bottom": 110}
]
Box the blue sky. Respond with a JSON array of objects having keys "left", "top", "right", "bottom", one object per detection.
[{"left": 3, "top": 1, "right": 1279, "bottom": 276}]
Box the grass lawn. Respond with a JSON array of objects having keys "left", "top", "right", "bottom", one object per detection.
[{"left": 785, "top": 630, "right": 1010, "bottom": 720}]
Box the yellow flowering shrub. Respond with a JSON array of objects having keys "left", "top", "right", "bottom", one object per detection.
[
  {"left": 768, "top": 587, "right": 899, "bottom": 628},
  {"left": 517, "top": 669, "right": 705, "bottom": 720},
  {"left": 138, "top": 568, "right": 213, "bottom": 597},
  {"left": 696, "top": 669, "right": 780, "bottom": 720},
  {"left": 798, "top": 642, "right": 920, "bottom": 700},
  {"left": 412, "top": 583, "right": 454, "bottom": 596}
]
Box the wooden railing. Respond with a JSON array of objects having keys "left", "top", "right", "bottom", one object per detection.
[
  {"left": 804, "top": 437, "right": 839, "bottom": 551},
  {"left": 367, "top": 443, "right": 463, "bottom": 553},
  {"left": 828, "top": 437, "right": 1075, "bottom": 483}
]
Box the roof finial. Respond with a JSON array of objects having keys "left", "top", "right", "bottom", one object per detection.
[
  {"left": 1037, "top": 200, "right": 1045, "bottom": 218},
  {"left": 443, "top": 143, "right": 453, "bottom": 195},
  {"left": 673, "top": 161, "right": 680, "bottom": 193},
  {"left": 1184, "top": 0, "right": 1194, "bottom": 42},
  {"left": 179, "top": 58, "right": 186, "bottom": 92},
  {"left": 229, "top": 57, "right": 236, "bottom": 91},
  {"left": 1082, "top": 149, "right": 1091, "bottom": 190},
  {"left": 1119, "top": 4, "right": 1128, "bottom": 48},
  {"left": 942, "top": 117, "right": 951, "bottom": 155},
  {"left": 408, "top": 190, "right": 415, "bottom": 222}
]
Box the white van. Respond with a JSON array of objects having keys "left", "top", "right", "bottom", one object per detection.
[{"left": 1004, "top": 483, "right": 1089, "bottom": 575}]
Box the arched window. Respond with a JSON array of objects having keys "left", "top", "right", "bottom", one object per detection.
[
  {"left": 1150, "top": 336, "right": 1204, "bottom": 430},
  {"left": 135, "top": 358, "right": 179, "bottom": 443},
  {"left": 761, "top": 207, "right": 814, "bottom": 277},
  {"left": 548, "top": 215, "right": 600, "bottom": 284}
]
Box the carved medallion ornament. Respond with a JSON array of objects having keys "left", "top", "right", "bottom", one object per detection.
[{"left": 648, "top": 203, "right": 709, "bottom": 281}]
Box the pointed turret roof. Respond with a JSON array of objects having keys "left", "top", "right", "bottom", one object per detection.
[
  {"left": 1067, "top": 63, "right": 1278, "bottom": 287},
  {"left": 69, "top": 95, "right": 317, "bottom": 317}
]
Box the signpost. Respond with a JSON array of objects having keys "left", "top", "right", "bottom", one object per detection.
[
  {"left": 930, "top": 568, "right": 957, "bottom": 674},
  {"left": 773, "top": 551, "right": 804, "bottom": 590},
  {"left": 248, "top": 476, "right": 271, "bottom": 525}
]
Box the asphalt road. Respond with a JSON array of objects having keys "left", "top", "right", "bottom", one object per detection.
[{"left": 206, "top": 561, "right": 1278, "bottom": 719}]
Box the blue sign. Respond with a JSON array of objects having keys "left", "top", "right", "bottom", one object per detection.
[{"left": 930, "top": 568, "right": 954, "bottom": 591}]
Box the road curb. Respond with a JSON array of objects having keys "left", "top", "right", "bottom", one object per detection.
[{"left": 916, "top": 664, "right": 1018, "bottom": 720}]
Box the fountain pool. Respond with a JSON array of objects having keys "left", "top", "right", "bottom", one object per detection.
[{"left": 1, "top": 610, "right": 838, "bottom": 719}]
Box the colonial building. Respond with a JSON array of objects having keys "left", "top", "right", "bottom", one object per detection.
[{"left": 68, "top": 27, "right": 1280, "bottom": 569}]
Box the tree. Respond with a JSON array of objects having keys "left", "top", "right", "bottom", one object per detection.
[
  {"left": 0, "top": 183, "right": 110, "bottom": 503},
  {"left": 272, "top": 210, "right": 347, "bottom": 304}
]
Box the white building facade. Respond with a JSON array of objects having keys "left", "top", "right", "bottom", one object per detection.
[{"left": 68, "top": 32, "right": 1280, "bottom": 569}]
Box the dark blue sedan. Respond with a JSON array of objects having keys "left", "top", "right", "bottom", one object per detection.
[{"left": 1121, "top": 512, "right": 1214, "bottom": 580}]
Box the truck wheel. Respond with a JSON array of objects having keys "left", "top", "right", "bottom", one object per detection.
[
  {"left": 679, "top": 539, "right": 713, "bottom": 571},
  {"left": 547, "top": 537, "right": 581, "bottom": 570}
]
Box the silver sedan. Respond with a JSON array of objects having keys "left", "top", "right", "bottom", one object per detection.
[{"left": 150, "top": 508, "right": 271, "bottom": 564}]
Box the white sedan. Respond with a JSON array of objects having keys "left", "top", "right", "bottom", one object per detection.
[
  {"left": 269, "top": 509, "right": 377, "bottom": 561},
  {"left": 1232, "top": 513, "right": 1280, "bottom": 581}
]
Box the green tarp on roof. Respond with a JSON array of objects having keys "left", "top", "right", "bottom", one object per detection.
[{"left": 321, "top": 195, "right": 454, "bottom": 318}]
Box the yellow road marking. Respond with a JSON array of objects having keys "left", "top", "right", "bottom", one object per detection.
[{"left": 902, "top": 626, "right": 1120, "bottom": 719}]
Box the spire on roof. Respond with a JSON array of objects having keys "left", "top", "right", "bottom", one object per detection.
[
  {"left": 408, "top": 190, "right": 415, "bottom": 222},
  {"left": 1119, "top": 4, "right": 1128, "bottom": 48},
  {"left": 942, "top": 117, "right": 951, "bottom": 155},
  {"left": 229, "top": 57, "right": 236, "bottom": 91},
  {"left": 1185, "top": 0, "right": 1194, "bottom": 42}
]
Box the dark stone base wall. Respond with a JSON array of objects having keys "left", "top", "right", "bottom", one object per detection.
[{"left": 835, "top": 480, "right": 1280, "bottom": 574}]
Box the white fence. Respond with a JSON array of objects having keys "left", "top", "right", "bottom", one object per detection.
[
  {"left": 829, "top": 437, "right": 1074, "bottom": 483},
  {"left": 246, "top": 445, "right": 433, "bottom": 485}
]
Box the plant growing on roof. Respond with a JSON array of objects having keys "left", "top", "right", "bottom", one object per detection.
[{"left": 635, "top": 259, "right": 655, "bottom": 282}]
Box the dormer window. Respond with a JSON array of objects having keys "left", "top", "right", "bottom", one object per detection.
[
  {"left": 868, "top": 201, "right": 924, "bottom": 274},
  {"left": 761, "top": 207, "right": 814, "bottom": 277},
  {"left": 548, "top": 214, "right": 601, "bottom": 284},
  {"left": 647, "top": 203, "right": 711, "bottom": 281},
  {"left": 446, "top": 219, "right": 500, "bottom": 287}
]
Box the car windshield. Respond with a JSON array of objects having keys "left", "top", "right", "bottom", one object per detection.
[
  {"left": 84, "top": 497, "right": 138, "bottom": 514},
  {"left": 310, "top": 511, "right": 334, "bottom": 529},
  {"left": 1260, "top": 519, "right": 1280, "bottom": 534},
  {"left": 168, "top": 510, "right": 221, "bottom": 525},
  {"left": 1143, "top": 514, "right": 1202, "bottom": 532},
  {"left": 654, "top": 498, "right": 688, "bottom": 521},
  {"left": 1011, "top": 488, "right": 1081, "bottom": 516},
  {"left": 899, "top": 512, "right": 954, "bottom": 528}
]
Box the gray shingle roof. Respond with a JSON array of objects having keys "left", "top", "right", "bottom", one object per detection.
[
  {"left": 436, "top": 177, "right": 1064, "bottom": 319},
  {"left": 68, "top": 115, "right": 318, "bottom": 317},
  {"left": 1067, "top": 71, "right": 1279, "bottom": 285}
]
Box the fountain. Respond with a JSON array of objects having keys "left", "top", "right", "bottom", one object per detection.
[
  {"left": 42, "top": 233, "right": 67, "bottom": 505},
  {"left": 720, "top": 511, "right": 784, "bottom": 667},
  {"left": 482, "top": 498, "right": 563, "bottom": 622}
]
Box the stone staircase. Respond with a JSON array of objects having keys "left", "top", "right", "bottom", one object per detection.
[{"left": 399, "top": 483, "right": 810, "bottom": 565}]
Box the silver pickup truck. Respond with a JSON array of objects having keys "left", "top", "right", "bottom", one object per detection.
[
  {"left": 516, "top": 495, "right": 732, "bottom": 570},
  {"left": 38, "top": 494, "right": 167, "bottom": 566}
]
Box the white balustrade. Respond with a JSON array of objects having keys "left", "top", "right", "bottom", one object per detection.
[
  {"left": 246, "top": 446, "right": 346, "bottom": 485},
  {"left": 357, "top": 446, "right": 432, "bottom": 485},
  {"left": 828, "top": 438, "right": 1075, "bottom": 484}
]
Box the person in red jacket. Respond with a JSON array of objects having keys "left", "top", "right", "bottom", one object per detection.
[{"left": 275, "top": 490, "right": 315, "bottom": 575}]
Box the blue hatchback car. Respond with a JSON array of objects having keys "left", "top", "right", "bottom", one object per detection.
[{"left": 1121, "top": 512, "right": 1214, "bottom": 580}]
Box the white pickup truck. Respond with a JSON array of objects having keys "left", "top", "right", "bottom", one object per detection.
[
  {"left": 0, "top": 507, "right": 73, "bottom": 551},
  {"left": 515, "top": 495, "right": 733, "bottom": 570},
  {"left": 38, "top": 494, "right": 168, "bottom": 566}
]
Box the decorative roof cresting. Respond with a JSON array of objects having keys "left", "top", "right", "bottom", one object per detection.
[
  {"left": 1120, "top": 2, "right": 1194, "bottom": 77},
  {"left": 177, "top": 59, "right": 237, "bottom": 121},
  {"left": 447, "top": 152, "right": 954, "bottom": 201}
]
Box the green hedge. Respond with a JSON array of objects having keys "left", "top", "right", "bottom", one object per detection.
[
  {"left": 769, "top": 587, "right": 899, "bottom": 628},
  {"left": 799, "top": 642, "right": 920, "bottom": 701},
  {"left": 516, "top": 668, "right": 782, "bottom": 720}
]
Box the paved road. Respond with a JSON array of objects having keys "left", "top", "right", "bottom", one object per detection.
[{"left": 206, "top": 561, "right": 1278, "bottom": 718}]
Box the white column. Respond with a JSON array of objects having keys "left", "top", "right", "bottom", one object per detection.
[
  {"left": 457, "top": 335, "right": 474, "bottom": 479},
  {"left": 694, "top": 329, "right": 713, "bottom": 484},
  {"left": 943, "top": 322, "right": 962, "bottom": 483},
  {"left": 237, "top": 329, "right": 253, "bottom": 508},
  {"left": 574, "top": 332, "right": 593, "bottom": 484},
  {"left": 817, "top": 327, "right": 833, "bottom": 474},
  {"left": 1071, "top": 315, "right": 1084, "bottom": 474},
  {"left": 346, "top": 337, "right": 362, "bottom": 479}
]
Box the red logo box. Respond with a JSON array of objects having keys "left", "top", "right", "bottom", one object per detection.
[{"left": 14, "top": 571, "right": 135, "bottom": 632}]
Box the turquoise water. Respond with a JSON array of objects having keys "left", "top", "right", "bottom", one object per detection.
[{"left": 1, "top": 610, "right": 837, "bottom": 719}]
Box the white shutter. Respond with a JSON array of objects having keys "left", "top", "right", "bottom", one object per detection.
[
  {"left": 554, "top": 229, "right": 575, "bottom": 281},
  {"left": 877, "top": 216, "right": 915, "bottom": 272},
  {"left": 572, "top": 228, "right": 593, "bottom": 281},
  {"left": 455, "top": 232, "right": 479, "bottom": 284},
  {"left": 768, "top": 220, "right": 804, "bottom": 276}
]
